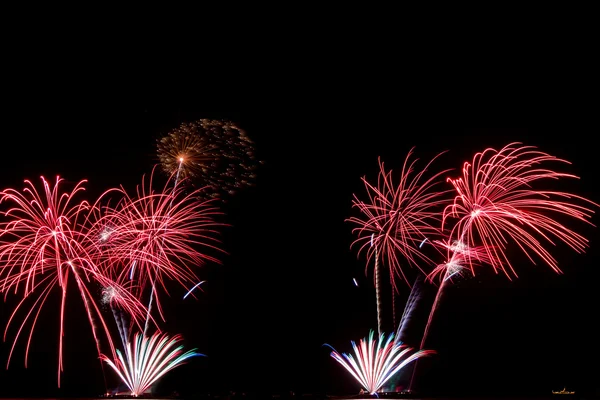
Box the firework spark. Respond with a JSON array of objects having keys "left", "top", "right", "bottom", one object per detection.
[
  {"left": 425, "top": 239, "right": 494, "bottom": 283},
  {"left": 101, "top": 332, "right": 203, "bottom": 397},
  {"left": 326, "top": 330, "right": 434, "bottom": 394},
  {"left": 348, "top": 149, "right": 452, "bottom": 290},
  {"left": 157, "top": 118, "right": 260, "bottom": 201}
]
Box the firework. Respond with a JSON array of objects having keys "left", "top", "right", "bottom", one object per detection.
[
  {"left": 409, "top": 143, "right": 598, "bottom": 390},
  {"left": 326, "top": 330, "right": 434, "bottom": 394},
  {"left": 157, "top": 118, "right": 260, "bottom": 200},
  {"left": 88, "top": 167, "right": 226, "bottom": 333},
  {"left": 347, "top": 149, "right": 451, "bottom": 336},
  {"left": 101, "top": 332, "right": 203, "bottom": 396},
  {"left": 420, "top": 142, "right": 597, "bottom": 348},
  {"left": 348, "top": 149, "right": 452, "bottom": 291},
  {"left": 0, "top": 176, "right": 140, "bottom": 386},
  {"left": 443, "top": 142, "right": 597, "bottom": 278}
]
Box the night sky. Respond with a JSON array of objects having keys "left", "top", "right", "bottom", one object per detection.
[{"left": 0, "top": 90, "right": 598, "bottom": 398}]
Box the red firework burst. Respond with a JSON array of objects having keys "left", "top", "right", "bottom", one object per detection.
[
  {"left": 89, "top": 167, "right": 226, "bottom": 329},
  {"left": 347, "top": 149, "right": 453, "bottom": 290},
  {"left": 0, "top": 176, "right": 139, "bottom": 386},
  {"left": 443, "top": 142, "right": 597, "bottom": 279}
]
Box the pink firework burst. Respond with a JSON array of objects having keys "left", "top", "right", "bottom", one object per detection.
[
  {"left": 0, "top": 176, "right": 139, "bottom": 386},
  {"left": 443, "top": 142, "right": 597, "bottom": 279},
  {"left": 89, "top": 167, "right": 226, "bottom": 330},
  {"left": 348, "top": 149, "right": 453, "bottom": 290}
]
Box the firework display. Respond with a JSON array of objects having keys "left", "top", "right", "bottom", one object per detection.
[
  {"left": 157, "top": 119, "right": 260, "bottom": 201},
  {"left": 85, "top": 168, "right": 225, "bottom": 393},
  {"left": 349, "top": 143, "right": 596, "bottom": 324},
  {"left": 326, "top": 330, "right": 434, "bottom": 394},
  {"left": 348, "top": 143, "right": 597, "bottom": 393},
  {"left": 0, "top": 124, "right": 597, "bottom": 399},
  {"left": 0, "top": 166, "right": 225, "bottom": 391},
  {"left": 0, "top": 117, "right": 260, "bottom": 394}
]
